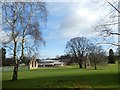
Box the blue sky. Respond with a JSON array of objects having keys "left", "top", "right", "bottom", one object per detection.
[
  {"left": 38, "top": 1, "right": 118, "bottom": 59},
  {"left": 0, "top": 1, "right": 118, "bottom": 59}
]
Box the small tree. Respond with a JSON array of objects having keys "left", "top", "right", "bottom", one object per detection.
[
  {"left": 89, "top": 45, "right": 106, "bottom": 70},
  {"left": 108, "top": 49, "right": 115, "bottom": 64}
]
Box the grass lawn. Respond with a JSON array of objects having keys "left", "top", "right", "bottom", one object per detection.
[{"left": 2, "top": 63, "right": 118, "bottom": 89}]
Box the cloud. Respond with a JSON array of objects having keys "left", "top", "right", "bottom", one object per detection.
[
  {"left": 0, "top": 30, "right": 10, "bottom": 44},
  {"left": 46, "top": 1, "right": 118, "bottom": 40},
  {"left": 45, "top": 3, "right": 99, "bottom": 40},
  {"left": 59, "top": 7, "right": 99, "bottom": 39}
]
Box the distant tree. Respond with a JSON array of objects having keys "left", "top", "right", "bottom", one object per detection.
[
  {"left": 65, "top": 37, "right": 91, "bottom": 68},
  {"left": 59, "top": 54, "right": 71, "bottom": 60},
  {"left": 119, "top": 49, "right": 120, "bottom": 59},
  {"left": 5, "top": 58, "right": 14, "bottom": 66},
  {"left": 59, "top": 54, "right": 72, "bottom": 65},
  {"left": 55, "top": 55, "right": 59, "bottom": 60},
  {"left": 90, "top": 52, "right": 106, "bottom": 70},
  {"left": 89, "top": 44, "right": 107, "bottom": 70},
  {"left": 0, "top": 48, "right": 6, "bottom": 66},
  {"left": 1, "top": 48, "right": 6, "bottom": 66},
  {"left": 108, "top": 49, "right": 115, "bottom": 64},
  {"left": 118, "top": 49, "right": 120, "bottom": 61}
]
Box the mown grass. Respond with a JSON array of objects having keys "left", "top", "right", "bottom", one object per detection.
[{"left": 2, "top": 63, "right": 118, "bottom": 89}]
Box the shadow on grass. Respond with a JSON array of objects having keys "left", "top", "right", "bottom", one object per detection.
[
  {"left": 2, "top": 72, "right": 118, "bottom": 89},
  {"left": 1, "top": 88, "right": 119, "bottom": 90}
]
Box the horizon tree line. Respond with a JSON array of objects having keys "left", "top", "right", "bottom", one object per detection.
[{"left": 65, "top": 36, "right": 116, "bottom": 70}]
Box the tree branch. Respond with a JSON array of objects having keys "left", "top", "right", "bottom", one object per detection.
[
  {"left": 106, "top": 0, "right": 120, "bottom": 13},
  {"left": 110, "top": 32, "right": 120, "bottom": 35}
]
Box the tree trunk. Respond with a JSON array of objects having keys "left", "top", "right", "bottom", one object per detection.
[
  {"left": 13, "top": 42, "right": 17, "bottom": 62},
  {"left": 94, "top": 63, "right": 97, "bottom": 70},
  {"left": 85, "top": 64, "right": 86, "bottom": 68},
  {"left": 79, "top": 63, "right": 82, "bottom": 68},
  {"left": 12, "top": 64, "right": 18, "bottom": 81},
  {"left": 84, "top": 59, "right": 86, "bottom": 68},
  {"left": 21, "top": 37, "right": 25, "bottom": 63},
  {"left": 12, "top": 41, "right": 18, "bottom": 81},
  {"left": 21, "top": 38, "right": 24, "bottom": 59},
  {"left": 78, "top": 58, "right": 83, "bottom": 68}
]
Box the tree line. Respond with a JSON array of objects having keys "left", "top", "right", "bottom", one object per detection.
[{"left": 65, "top": 37, "right": 116, "bottom": 70}]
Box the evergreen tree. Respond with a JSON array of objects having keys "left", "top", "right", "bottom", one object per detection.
[
  {"left": 0, "top": 48, "right": 6, "bottom": 66},
  {"left": 108, "top": 49, "right": 115, "bottom": 64}
]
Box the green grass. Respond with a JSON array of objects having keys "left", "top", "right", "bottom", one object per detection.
[{"left": 2, "top": 63, "right": 118, "bottom": 89}]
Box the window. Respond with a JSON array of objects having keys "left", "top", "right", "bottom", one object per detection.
[
  {"left": 35, "top": 61, "right": 36, "bottom": 67},
  {"left": 32, "top": 61, "right": 33, "bottom": 67}
]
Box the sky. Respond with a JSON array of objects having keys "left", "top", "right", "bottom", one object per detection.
[
  {"left": 38, "top": 1, "right": 118, "bottom": 59},
  {"left": 0, "top": 0, "right": 119, "bottom": 59}
]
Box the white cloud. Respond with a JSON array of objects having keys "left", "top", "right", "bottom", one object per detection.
[
  {"left": 45, "top": 2, "right": 106, "bottom": 41},
  {"left": 0, "top": 30, "right": 10, "bottom": 44},
  {"left": 46, "top": 0, "right": 118, "bottom": 40},
  {"left": 59, "top": 7, "right": 99, "bottom": 39}
]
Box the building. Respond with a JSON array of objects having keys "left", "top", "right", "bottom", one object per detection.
[
  {"left": 38, "top": 60, "right": 66, "bottom": 67},
  {"left": 29, "top": 58, "right": 38, "bottom": 69}
]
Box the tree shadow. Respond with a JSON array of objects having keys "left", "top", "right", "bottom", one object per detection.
[{"left": 2, "top": 72, "right": 118, "bottom": 89}]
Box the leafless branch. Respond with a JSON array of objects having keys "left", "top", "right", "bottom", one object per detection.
[{"left": 106, "top": 0, "right": 120, "bottom": 13}]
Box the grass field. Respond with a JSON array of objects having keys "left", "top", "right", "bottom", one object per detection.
[{"left": 2, "top": 63, "right": 118, "bottom": 89}]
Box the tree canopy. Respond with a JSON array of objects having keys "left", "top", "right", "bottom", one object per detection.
[{"left": 65, "top": 37, "right": 92, "bottom": 68}]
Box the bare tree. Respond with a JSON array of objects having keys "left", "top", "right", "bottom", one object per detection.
[
  {"left": 2, "top": 2, "right": 47, "bottom": 81},
  {"left": 2, "top": 3, "right": 21, "bottom": 81},
  {"left": 19, "top": 2, "right": 47, "bottom": 60},
  {"left": 93, "top": 0, "right": 120, "bottom": 50},
  {"left": 89, "top": 44, "right": 106, "bottom": 70},
  {"left": 65, "top": 37, "right": 91, "bottom": 68}
]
